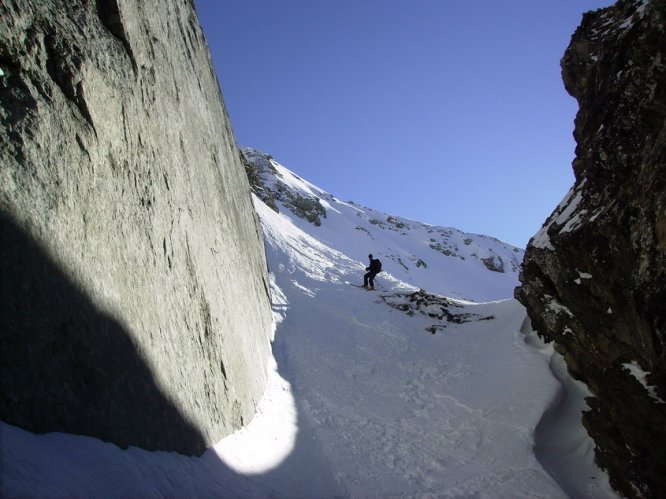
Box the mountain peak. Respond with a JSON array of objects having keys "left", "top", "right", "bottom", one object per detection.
[{"left": 243, "top": 148, "right": 524, "bottom": 302}]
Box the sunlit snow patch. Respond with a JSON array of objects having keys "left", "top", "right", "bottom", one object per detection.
[
  {"left": 212, "top": 276, "right": 298, "bottom": 474},
  {"left": 213, "top": 348, "right": 297, "bottom": 473}
]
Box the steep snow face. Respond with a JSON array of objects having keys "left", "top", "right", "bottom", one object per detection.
[{"left": 243, "top": 148, "right": 524, "bottom": 302}]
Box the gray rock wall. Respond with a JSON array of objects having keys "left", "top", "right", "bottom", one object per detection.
[
  {"left": 0, "top": 0, "right": 273, "bottom": 455},
  {"left": 515, "top": 0, "right": 666, "bottom": 496}
]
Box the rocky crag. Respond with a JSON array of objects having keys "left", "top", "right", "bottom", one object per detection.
[
  {"left": 242, "top": 148, "right": 328, "bottom": 226},
  {"left": 516, "top": 0, "right": 666, "bottom": 496},
  {"left": 0, "top": 1, "right": 272, "bottom": 455}
]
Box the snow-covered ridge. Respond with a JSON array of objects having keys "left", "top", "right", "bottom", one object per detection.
[{"left": 243, "top": 147, "right": 524, "bottom": 302}]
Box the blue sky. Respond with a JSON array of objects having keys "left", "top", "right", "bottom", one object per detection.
[{"left": 194, "top": 1, "right": 612, "bottom": 248}]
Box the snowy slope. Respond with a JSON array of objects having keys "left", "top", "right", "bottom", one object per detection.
[
  {"left": 243, "top": 148, "right": 523, "bottom": 302},
  {"left": 1, "top": 151, "right": 617, "bottom": 498}
]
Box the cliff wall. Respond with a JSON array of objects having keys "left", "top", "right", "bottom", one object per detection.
[
  {"left": 516, "top": 0, "right": 666, "bottom": 495},
  {"left": 0, "top": 0, "right": 273, "bottom": 455}
]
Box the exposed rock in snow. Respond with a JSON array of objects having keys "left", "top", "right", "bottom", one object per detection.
[{"left": 381, "top": 289, "right": 495, "bottom": 334}]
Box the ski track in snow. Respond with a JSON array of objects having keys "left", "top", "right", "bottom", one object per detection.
[{"left": 1, "top": 160, "right": 617, "bottom": 498}]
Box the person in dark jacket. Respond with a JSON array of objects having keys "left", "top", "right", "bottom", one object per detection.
[{"left": 363, "top": 254, "right": 382, "bottom": 289}]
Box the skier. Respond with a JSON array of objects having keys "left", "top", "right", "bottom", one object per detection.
[{"left": 363, "top": 254, "right": 382, "bottom": 289}]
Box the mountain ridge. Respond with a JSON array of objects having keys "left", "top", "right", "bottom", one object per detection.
[{"left": 242, "top": 147, "right": 524, "bottom": 302}]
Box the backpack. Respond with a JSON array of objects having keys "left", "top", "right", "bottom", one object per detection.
[{"left": 373, "top": 258, "right": 382, "bottom": 273}]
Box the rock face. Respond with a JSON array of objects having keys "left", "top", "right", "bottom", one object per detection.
[
  {"left": 0, "top": 1, "right": 273, "bottom": 455},
  {"left": 243, "top": 148, "right": 328, "bottom": 226},
  {"left": 516, "top": 0, "right": 666, "bottom": 496}
]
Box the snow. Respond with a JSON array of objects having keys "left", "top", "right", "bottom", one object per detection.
[
  {"left": 545, "top": 294, "right": 575, "bottom": 318},
  {"left": 272, "top": 161, "right": 324, "bottom": 201},
  {"left": 589, "top": 208, "right": 603, "bottom": 222},
  {"left": 559, "top": 211, "right": 587, "bottom": 234},
  {"left": 555, "top": 182, "right": 586, "bottom": 234},
  {"left": 636, "top": 0, "right": 648, "bottom": 18},
  {"left": 245, "top": 149, "right": 525, "bottom": 303},
  {"left": 574, "top": 270, "right": 593, "bottom": 285},
  {"left": 618, "top": 0, "right": 648, "bottom": 30},
  {"left": 619, "top": 16, "right": 634, "bottom": 30},
  {"left": 532, "top": 345, "right": 608, "bottom": 497},
  {"left": 529, "top": 180, "right": 590, "bottom": 243},
  {"left": 618, "top": 0, "right": 647, "bottom": 31},
  {"left": 1, "top": 156, "right": 617, "bottom": 497},
  {"left": 622, "top": 362, "right": 666, "bottom": 404},
  {"left": 531, "top": 221, "right": 556, "bottom": 251},
  {"left": 530, "top": 181, "right": 589, "bottom": 251},
  {"left": 213, "top": 355, "right": 298, "bottom": 475}
]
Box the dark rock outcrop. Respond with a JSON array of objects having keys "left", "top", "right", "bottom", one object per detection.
[
  {"left": 381, "top": 289, "right": 495, "bottom": 334},
  {"left": 0, "top": 0, "right": 272, "bottom": 455},
  {"left": 516, "top": 0, "right": 666, "bottom": 496},
  {"left": 242, "top": 148, "right": 327, "bottom": 226}
]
